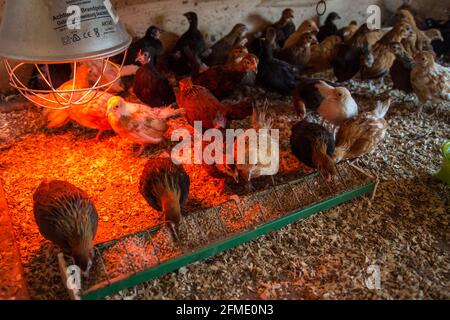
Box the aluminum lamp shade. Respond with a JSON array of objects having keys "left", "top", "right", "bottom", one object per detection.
[
  {"left": 0, "top": 0, "right": 132, "bottom": 109},
  {"left": 0, "top": 0, "right": 132, "bottom": 63}
]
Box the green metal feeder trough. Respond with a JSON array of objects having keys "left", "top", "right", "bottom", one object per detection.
[{"left": 58, "top": 161, "right": 377, "bottom": 300}]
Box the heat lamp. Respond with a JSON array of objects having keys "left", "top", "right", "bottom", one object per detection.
[{"left": 0, "top": 0, "right": 132, "bottom": 109}]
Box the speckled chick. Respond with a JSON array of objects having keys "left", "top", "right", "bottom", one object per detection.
[{"left": 33, "top": 180, "right": 98, "bottom": 274}]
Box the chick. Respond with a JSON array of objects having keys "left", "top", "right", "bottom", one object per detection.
[
  {"left": 307, "top": 35, "right": 343, "bottom": 72},
  {"left": 315, "top": 81, "right": 358, "bottom": 127},
  {"left": 425, "top": 17, "right": 450, "bottom": 58},
  {"left": 35, "top": 64, "right": 90, "bottom": 114},
  {"left": 68, "top": 91, "right": 115, "bottom": 142},
  {"left": 333, "top": 99, "right": 391, "bottom": 162},
  {"left": 170, "top": 12, "right": 209, "bottom": 76},
  {"left": 389, "top": 42, "right": 414, "bottom": 94},
  {"left": 290, "top": 119, "right": 336, "bottom": 181},
  {"left": 395, "top": 9, "right": 431, "bottom": 53},
  {"left": 332, "top": 24, "right": 376, "bottom": 82},
  {"left": 317, "top": 12, "right": 341, "bottom": 42},
  {"left": 410, "top": 51, "right": 450, "bottom": 108},
  {"left": 277, "top": 31, "right": 318, "bottom": 71},
  {"left": 283, "top": 19, "right": 320, "bottom": 50},
  {"left": 193, "top": 54, "right": 259, "bottom": 100},
  {"left": 422, "top": 29, "right": 444, "bottom": 51},
  {"left": 234, "top": 105, "right": 280, "bottom": 190},
  {"left": 115, "top": 25, "right": 164, "bottom": 66},
  {"left": 332, "top": 39, "right": 374, "bottom": 82},
  {"left": 33, "top": 180, "right": 98, "bottom": 275},
  {"left": 292, "top": 78, "right": 336, "bottom": 118},
  {"left": 41, "top": 66, "right": 114, "bottom": 141},
  {"left": 133, "top": 46, "right": 176, "bottom": 107},
  {"left": 360, "top": 21, "right": 414, "bottom": 87},
  {"left": 256, "top": 36, "right": 298, "bottom": 95},
  {"left": 397, "top": 2, "right": 426, "bottom": 29},
  {"left": 338, "top": 20, "right": 359, "bottom": 42},
  {"left": 106, "top": 96, "right": 184, "bottom": 155},
  {"left": 140, "top": 154, "right": 190, "bottom": 240},
  {"left": 207, "top": 24, "right": 248, "bottom": 66},
  {"left": 271, "top": 8, "right": 296, "bottom": 48},
  {"left": 176, "top": 78, "right": 252, "bottom": 129}
]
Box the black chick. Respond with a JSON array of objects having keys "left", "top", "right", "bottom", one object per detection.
[
  {"left": 206, "top": 23, "right": 248, "bottom": 66},
  {"left": 290, "top": 119, "right": 336, "bottom": 181},
  {"left": 271, "top": 8, "right": 296, "bottom": 48},
  {"left": 332, "top": 24, "right": 373, "bottom": 82},
  {"left": 115, "top": 25, "right": 163, "bottom": 66},
  {"left": 292, "top": 77, "right": 336, "bottom": 118},
  {"left": 389, "top": 42, "right": 414, "bottom": 94},
  {"left": 257, "top": 37, "right": 298, "bottom": 95},
  {"left": 425, "top": 17, "right": 450, "bottom": 58},
  {"left": 133, "top": 46, "right": 176, "bottom": 107},
  {"left": 169, "top": 12, "right": 209, "bottom": 76},
  {"left": 140, "top": 155, "right": 190, "bottom": 240},
  {"left": 317, "top": 12, "right": 341, "bottom": 42},
  {"left": 33, "top": 180, "right": 98, "bottom": 274}
]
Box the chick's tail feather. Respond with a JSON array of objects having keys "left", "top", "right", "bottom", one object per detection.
[
  {"left": 252, "top": 100, "right": 272, "bottom": 131},
  {"left": 373, "top": 98, "right": 391, "bottom": 119}
]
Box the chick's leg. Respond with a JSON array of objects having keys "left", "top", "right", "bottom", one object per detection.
[{"left": 95, "top": 130, "right": 104, "bottom": 143}]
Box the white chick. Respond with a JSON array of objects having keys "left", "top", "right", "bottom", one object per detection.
[
  {"left": 315, "top": 81, "right": 358, "bottom": 130},
  {"left": 106, "top": 96, "right": 184, "bottom": 155}
]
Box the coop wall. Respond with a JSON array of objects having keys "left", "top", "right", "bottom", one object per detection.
[{"left": 0, "top": 0, "right": 446, "bottom": 93}]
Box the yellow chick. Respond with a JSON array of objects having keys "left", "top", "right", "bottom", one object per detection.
[{"left": 106, "top": 97, "right": 184, "bottom": 155}]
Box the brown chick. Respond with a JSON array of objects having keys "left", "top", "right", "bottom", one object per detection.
[
  {"left": 33, "top": 180, "right": 98, "bottom": 275},
  {"left": 307, "top": 35, "right": 343, "bottom": 72},
  {"left": 283, "top": 19, "right": 320, "bottom": 50},
  {"left": 360, "top": 22, "right": 414, "bottom": 84},
  {"left": 290, "top": 118, "right": 336, "bottom": 181},
  {"left": 389, "top": 42, "right": 414, "bottom": 94},
  {"left": 410, "top": 51, "right": 450, "bottom": 107},
  {"left": 140, "top": 154, "right": 190, "bottom": 241},
  {"left": 395, "top": 9, "right": 431, "bottom": 53},
  {"left": 176, "top": 78, "right": 253, "bottom": 129},
  {"left": 193, "top": 53, "right": 259, "bottom": 100},
  {"left": 277, "top": 31, "right": 318, "bottom": 71},
  {"left": 333, "top": 99, "right": 391, "bottom": 162},
  {"left": 339, "top": 21, "right": 359, "bottom": 42},
  {"left": 397, "top": 2, "right": 426, "bottom": 29}
]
